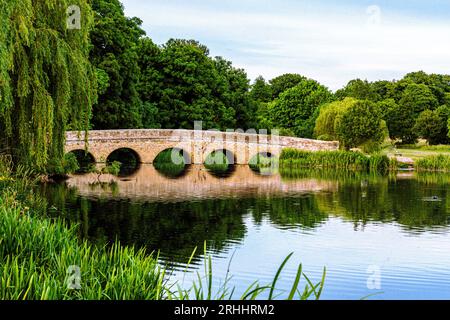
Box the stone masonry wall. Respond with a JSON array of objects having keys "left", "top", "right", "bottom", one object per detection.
[{"left": 65, "top": 129, "right": 339, "bottom": 164}]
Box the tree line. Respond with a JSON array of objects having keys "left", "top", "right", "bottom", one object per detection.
[
  {"left": 2, "top": 0, "right": 450, "bottom": 171},
  {"left": 88, "top": 0, "right": 450, "bottom": 152}
]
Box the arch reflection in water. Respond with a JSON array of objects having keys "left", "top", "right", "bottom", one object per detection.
[
  {"left": 153, "top": 148, "right": 190, "bottom": 178},
  {"left": 204, "top": 149, "right": 236, "bottom": 177},
  {"left": 66, "top": 165, "right": 335, "bottom": 201},
  {"left": 249, "top": 152, "right": 278, "bottom": 176},
  {"left": 106, "top": 148, "right": 141, "bottom": 177}
]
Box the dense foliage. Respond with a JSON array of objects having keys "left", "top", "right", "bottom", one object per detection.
[
  {"left": 260, "top": 79, "right": 333, "bottom": 138},
  {"left": 90, "top": 0, "right": 145, "bottom": 129},
  {"left": 314, "top": 98, "right": 357, "bottom": 141},
  {"left": 329, "top": 71, "right": 450, "bottom": 147},
  {"left": 3, "top": 0, "right": 450, "bottom": 173},
  {"left": 335, "top": 100, "right": 387, "bottom": 151},
  {"left": 0, "top": 0, "right": 96, "bottom": 171}
]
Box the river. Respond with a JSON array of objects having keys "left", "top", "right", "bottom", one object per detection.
[{"left": 40, "top": 164, "right": 450, "bottom": 300}]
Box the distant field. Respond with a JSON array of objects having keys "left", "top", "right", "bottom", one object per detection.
[{"left": 382, "top": 142, "right": 450, "bottom": 161}]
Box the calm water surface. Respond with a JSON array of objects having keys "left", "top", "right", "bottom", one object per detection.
[{"left": 41, "top": 165, "right": 450, "bottom": 300}]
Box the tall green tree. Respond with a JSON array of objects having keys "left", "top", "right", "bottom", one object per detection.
[
  {"left": 136, "top": 37, "right": 162, "bottom": 128},
  {"left": 266, "top": 79, "right": 333, "bottom": 138},
  {"left": 381, "top": 98, "right": 417, "bottom": 143},
  {"left": 0, "top": 0, "right": 96, "bottom": 170},
  {"left": 335, "top": 79, "right": 380, "bottom": 101},
  {"left": 314, "top": 98, "right": 358, "bottom": 140},
  {"left": 214, "top": 57, "right": 255, "bottom": 129},
  {"left": 414, "top": 106, "right": 450, "bottom": 145},
  {"left": 269, "top": 73, "right": 306, "bottom": 99},
  {"left": 335, "top": 100, "right": 386, "bottom": 150},
  {"left": 403, "top": 71, "right": 450, "bottom": 106},
  {"left": 250, "top": 76, "right": 272, "bottom": 103},
  {"left": 399, "top": 83, "right": 439, "bottom": 114},
  {"left": 90, "top": 0, "right": 145, "bottom": 129},
  {"left": 155, "top": 39, "right": 235, "bottom": 130}
]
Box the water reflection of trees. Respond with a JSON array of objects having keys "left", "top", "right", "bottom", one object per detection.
[
  {"left": 40, "top": 171, "right": 450, "bottom": 265},
  {"left": 250, "top": 196, "right": 328, "bottom": 230},
  {"left": 310, "top": 171, "right": 450, "bottom": 231}
]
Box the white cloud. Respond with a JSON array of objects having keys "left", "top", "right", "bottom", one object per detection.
[{"left": 122, "top": 0, "right": 450, "bottom": 91}]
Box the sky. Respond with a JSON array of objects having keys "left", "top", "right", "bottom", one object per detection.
[{"left": 121, "top": 0, "right": 450, "bottom": 91}]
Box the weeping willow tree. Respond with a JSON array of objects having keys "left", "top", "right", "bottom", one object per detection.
[{"left": 0, "top": 0, "right": 96, "bottom": 171}]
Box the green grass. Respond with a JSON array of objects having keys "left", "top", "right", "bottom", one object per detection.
[
  {"left": 382, "top": 143, "right": 450, "bottom": 162},
  {"left": 415, "top": 155, "right": 450, "bottom": 172},
  {"left": 280, "top": 149, "right": 391, "bottom": 173},
  {"left": 0, "top": 188, "right": 166, "bottom": 300}
]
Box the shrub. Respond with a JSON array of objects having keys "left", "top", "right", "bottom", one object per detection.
[{"left": 413, "top": 106, "right": 450, "bottom": 145}]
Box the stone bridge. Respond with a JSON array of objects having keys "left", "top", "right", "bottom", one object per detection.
[{"left": 65, "top": 129, "right": 339, "bottom": 165}]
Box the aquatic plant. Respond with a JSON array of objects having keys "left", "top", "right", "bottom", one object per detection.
[
  {"left": 280, "top": 149, "right": 390, "bottom": 173},
  {"left": 415, "top": 154, "right": 450, "bottom": 172}
]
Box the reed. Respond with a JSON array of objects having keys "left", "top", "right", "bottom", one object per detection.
[
  {"left": 415, "top": 154, "right": 450, "bottom": 172},
  {"left": 280, "top": 149, "right": 390, "bottom": 173},
  {"left": 167, "top": 244, "right": 326, "bottom": 300}
]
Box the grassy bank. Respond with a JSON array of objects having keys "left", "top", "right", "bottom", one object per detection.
[
  {"left": 415, "top": 155, "right": 450, "bottom": 172},
  {"left": 0, "top": 159, "right": 325, "bottom": 300},
  {"left": 0, "top": 170, "right": 166, "bottom": 299},
  {"left": 382, "top": 143, "right": 450, "bottom": 162},
  {"left": 280, "top": 149, "right": 394, "bottom": 173}
]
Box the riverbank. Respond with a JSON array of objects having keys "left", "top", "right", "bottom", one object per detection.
[
  {"left": 279, "top": 149, "right": 395, "bottom": 173},
  {"left": 0, "top": 168, "right": 166, "bottom": 299},
  {"left": 280, "top": 148, "right": 450, "bottom": 173}
]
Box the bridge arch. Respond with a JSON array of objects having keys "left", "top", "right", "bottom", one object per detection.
[
  {"left": 204, "top": 149, "right": 236, "bottom": 166},
  {"left": 66, "top": 149, "right": 96, "bottom": 173},
  {"left": 106, "top": 147, "right": 141, "bottom": 176},
  {"left": 154, "top": 147, "right": 191, "bottom": 165}
]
